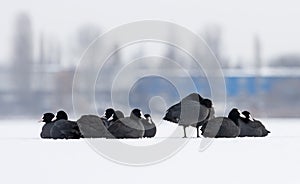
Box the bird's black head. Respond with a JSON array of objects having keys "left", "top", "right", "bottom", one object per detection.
[
  {"left": 228, "top": 108, "right": 246, "bottom": 125},
  {"left": 228, "top": 108, "right": 240, "bottom": 121},
  {"left": 242, "top": 111, "right": 254, "bottom": 122},
  {"left": 130, "top": 108, "right": 142, "bottom": 119},
  {"left": 242, "top": 111, "right": 250, "bottom": 119},
  {"left": 201, "top": 98, "right": 213, "bottom": 108},
  {"left": 105, "top": 108, "right": 115, "bottom": 119},
  {"left": 144, "top": 114, "right": 151, "bottom": 118},
  {"left": 41, "top": 113, "right": 55, "bottom": 123},
  {"left": 56, "top": 110, "right": 68, "bottom": 120},
  {"left": 112, "top": 110, "right": 125, "bottom": 121}
]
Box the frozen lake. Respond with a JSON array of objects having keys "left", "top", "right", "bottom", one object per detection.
[{"left": 0, "top": 119, "right": 299, "bottom": 184}]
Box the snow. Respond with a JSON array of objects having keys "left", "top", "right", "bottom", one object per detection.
[{"left": 0, "top": 119, "right": 300, "bottom": 184}]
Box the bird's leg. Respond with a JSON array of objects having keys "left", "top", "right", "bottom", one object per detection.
[
  {"left": 196, "top": 126, "right": 200, "bottom": 138},
  {"left": 183, "top": 126, "right": 187, "bottom": 138}
]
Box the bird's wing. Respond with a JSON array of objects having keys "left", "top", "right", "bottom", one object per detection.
[
  {"left": 179, "top": 101, "right": 209, "bottom": 126},
  {"left": 249, "top": 120, "right": 265, "bottom": 128},
  {"left": 108, "top": 118, "right": 133, "bottom": 136}
]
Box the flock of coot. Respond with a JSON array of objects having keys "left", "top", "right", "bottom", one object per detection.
[
  {"left": 40, "top": 108, "right": 156, "bottom": 139},
  {"left": 40, "top": 93, "right": 270, "bottom": 139}
]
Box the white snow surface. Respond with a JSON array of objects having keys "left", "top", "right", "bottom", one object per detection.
[{"left": 0, "top": 118, "right": 299, "bottom": 184}]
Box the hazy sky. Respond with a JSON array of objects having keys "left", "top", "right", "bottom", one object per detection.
[{"left": 1, "top": 0, "right": 299, "bottom": 65}]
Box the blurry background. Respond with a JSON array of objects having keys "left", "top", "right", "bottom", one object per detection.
[{"left": 1, "top": 0, "right": 300, "bottom": 118}]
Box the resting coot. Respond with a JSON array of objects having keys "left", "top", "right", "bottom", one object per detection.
[
  {"left": 108, "top": 109, "right": 145, "bottom": 139},
  {"left": 50, "top": 110, "right": 81, "bottom": 139},
  {"left": 40, "top": 113, "right": 55, "bottom": 139},
  {"left": 142, "top": 114, "right": 156, "bottom": 138},
  {"left": 201, "top": 108, "right": 243, "bottom": 138},
  {"left": 102, "top": 108, "right": 115, "bottom": 127},
  {"left": 77, "top": 108, "right": 116, "bottom": 138},
  {"left": 239, "top": 111, "right": 270, "bottom": 137}
]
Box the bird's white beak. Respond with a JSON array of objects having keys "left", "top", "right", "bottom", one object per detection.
[
  {"left": 141, "top": 112, "right": 146, "bottom": 119},
  {"left": 249, "top": 115, "right": 254, "bottom": 121},
  {"left": 240, "top": 113, "right": 246, "bottom": 118},
  {"left": 237, "top": 109, "right": 246, "bottom": 118}
]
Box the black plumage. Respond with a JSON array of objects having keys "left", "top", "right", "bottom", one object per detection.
[
  {"left": 108, "top": 109, "right": 144, "bottom": 139},
  {"left": 142, "top": 114, "right": 156, "bottom": 138},
  {"left": 102, "top": 108, "right": 115, "bottom": 127},
  {"left": 239, "top": 111, "right": 270, "bottom": 137},
  {"left": 163, "top": 93, "right": 214, "bottom": 137},
  {"left": 40, "top": 113, "right": 55, "bottom": 139},
  {"left": 201, "top": 108, "right": 242, "bottom": 138},
  {"left": 110, "top": 110, "right": 125, "bottom": 123},
  {"left": 76, "top": 109, "right": 122, "bottom": 138},
  {"left": 50, "top": 110, "right": 81, "bottom": 139},
  {"left": 77, "top": 115, "right": 110, "bottom": 138}
]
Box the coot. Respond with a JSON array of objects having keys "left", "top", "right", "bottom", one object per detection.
[
  {"left": 77, "top": 115, "right": 109, "bottom": 138},
  {"left": 108, "top": 109, "right": 145, "bottom": 139},
  {"left": 77, "top": 108, "right": 116, "bottom": 138},
  {"left": 163, "top": 93, "right": 204, "bottom": 123},
  {"left": 102, "top": 108, "right": 115, "bottom": 127},
  {"left": 239, "top": 111, "right": 270, "bottom": 137},
  {"left": 142, "top": 114, "right": 156, "bottom": 138},
  {"left": 40, "top": 112, "right": 55, "bottom": 138},
  {"left": 163, "top": 93, "right": 213, "bottom": 137},
  {"left": 201, "top": 108, "right": 242, "bottom": 138},
  {"left": 50, "top": 110, "right": 81, "bottom": 139}
]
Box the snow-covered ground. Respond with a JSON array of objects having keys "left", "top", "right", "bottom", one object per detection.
[{"left": 0, "top": 119, "right": 299, "bottom": 184}]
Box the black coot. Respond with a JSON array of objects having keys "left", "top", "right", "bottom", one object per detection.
[
  {"left": 163, "top": 93, "right": 213, "bottom": 137},
  {"left": 239, "top": 111, "right": 270, "bottom": 137},
  {"left": 50, "top": 110, "right": 81, "bottom": 139},
  {"left": 108, "top": 109, "right": 145, "bottom": 139},
  {"left": 163, "top": 93, "right": 203, "bottom": 123},
  {"left": 201, "top": 108, "right": 242, "bottom": 138},
  {"left": 77, "top": 108, "right": 116, "bottom": 138},
  {"left": 102, "top": 108, "right": 115, "bottom": 127},
  {"left": 142, "top": 114, "right": 156, "bottom": 138},
  {"left": 40, "top": 113, "right": 55, "bottom": 138}
]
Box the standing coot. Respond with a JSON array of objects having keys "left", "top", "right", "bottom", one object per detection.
[
  {"left": 163, "top": 93, "right": 204, "bottom": 123},
  {"left": 50, "top": 110, "right": 81, "bottom": 139},
  {"left": 40, "top": 112, "right": 55, "bottom": 138},
  {"left": 163, "top": 93, "right": 214, "bottom": 138}
]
